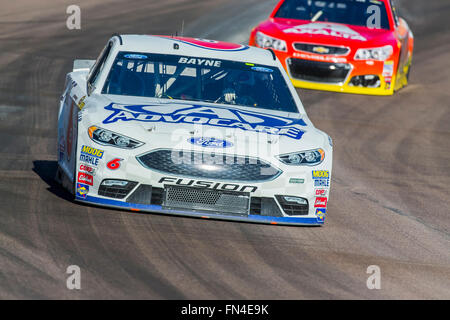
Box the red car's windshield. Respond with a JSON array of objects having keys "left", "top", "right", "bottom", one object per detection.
[{"left": 275, "top": 0, "right": 390, "bottom": 30}]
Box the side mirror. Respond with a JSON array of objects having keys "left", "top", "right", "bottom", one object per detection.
[{"left": 73, "top": 59, "right": 95, "bottom": 72}]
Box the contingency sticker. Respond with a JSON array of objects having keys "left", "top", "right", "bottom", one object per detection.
[
  {"left": 312, "top": 170, "right": 330, "bottom": 187},
  {"left": 76, "top": 183, "right": 89, "bottom": 199}
]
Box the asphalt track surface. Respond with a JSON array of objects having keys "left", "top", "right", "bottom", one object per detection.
[{"left": 0, "top": 0, "right": 449, "bottom": 299}]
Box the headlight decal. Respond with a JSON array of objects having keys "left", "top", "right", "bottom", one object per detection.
[
  {"left": 354, "top": 45, "right": 393, "bottom": 61},
  {"left": 256, "top": 31, "right": 287, "bottom": 52},
  {"left": 277, "top": 148, "right": 325, "bottom": 166},
  {"left": 88, "top": 126, "right": 144, "bottom": 149}
]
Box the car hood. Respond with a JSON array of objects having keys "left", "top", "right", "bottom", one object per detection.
[
  {"left": 81, "top": 94, "right": 327, "bottom": 157},
  {"left": 260, "top": 19, "right": 395, "bottom": 47}
]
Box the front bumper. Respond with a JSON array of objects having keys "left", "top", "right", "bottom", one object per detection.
[
  {"left": 76, "top": 194, "right": 325, "bottom": 226},
  {"left": 284, "top": 56, "right": 396, "bottom": 96},
  {"left": 74, "top": 144, "right": 331, "bottom": 226},
  {"left": 251, "top": 40, "right": 397, "bottom": 95}
]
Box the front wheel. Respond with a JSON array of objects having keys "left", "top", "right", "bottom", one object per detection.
[{"left": 55, "top": 164, "right": 75, "bottom": 197}]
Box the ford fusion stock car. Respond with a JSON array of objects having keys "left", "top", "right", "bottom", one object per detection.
[
  {"left": 249, "top": 0, "right": 414, "bottom": 95},
  {"left": 56, "top": 35, "right": 333, "bottom": 226}
]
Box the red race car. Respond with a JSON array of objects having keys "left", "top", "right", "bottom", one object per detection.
[{"left": 249, "top": 0, "right": 414, "bottom": 95}]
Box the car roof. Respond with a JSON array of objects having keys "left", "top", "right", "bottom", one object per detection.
[{"left": 115, "top": 35, "right": 278, "bottom": 66}]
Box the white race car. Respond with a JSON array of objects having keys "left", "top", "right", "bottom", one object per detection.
[{"left": 56, "top": 35, "right": 333, "bottom": 226}]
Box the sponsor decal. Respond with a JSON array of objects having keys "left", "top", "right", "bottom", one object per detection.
[
  {"left": 159, "top": 36, "right": 249, "bottom": 52},
  {"left": 103, "top": 104, "right": 307, "bottom": 140},
  {"left": 385, "top": 81, "right": 391, "bottom": 90},
  {"left": 80, "top": 145, "right": 104, "bottom": 158},
  {"left": 178, "top": 57, "right": 222, "bottom": 67},
  {"left": 77, "top": 95, "right": 86, "bottom": 110},
  {"left": 314, "top": 197, "right": 328, "bottom": 208},
  {"left": 283, "top": 22, "right": 367, "bottom": 41},
  {"left": 79, "top": 164, "right": 96, "bottom": 175},
  {"left": 312, "top": 171, "right": 330, "bottom": 188},
  {"left": 312, "top": 46, "right": 330, "bottom": 54},
  {"left": 316, "top": 208, "right": 326, "bottom": 222},
  {"left": 80, "top": 145, "right": 104, "bottom": 166},
  {"left": 289, "top": 178, "right": 305, "bottom": 184},
  {"left": 76, "top": 183, "right": 89, "bottom": 199},
  {"left": 124, "top": 54, "right": 148, "bottom": 59},
  {"left": 80, "top": 154, "right": 100, "bottom": 166},
  {"left": 315, "top": 189, "right": 327, "bottom": 196},
  {"left": 106, "top": 158, "right": 123, "bottom": 170},
  {"left": 293, "top": 52, "right": 347, "bottom": 63},
  {"left": 312, "top": 170, "right": 329, "bottom": 179},
  {"left": 251, "top": 66, "right": 273, "bottom": 73},
  {"left": 77, "top": 172, "right": 93, "bottom": 186},
  {"left": 70, "top": 79, "right": 77, "bottom": 88},
  {"left": 383, "top": 61, "right": 394, "bottom": 77},
  {"left": 159, "top": 177, "right": 258, "bottom": 193},
  {"left": 188, "top": 137, "right": 233, "bottom": 148},
  {"left": 314, "top": 179, "right": 330, "bottom": 187}
]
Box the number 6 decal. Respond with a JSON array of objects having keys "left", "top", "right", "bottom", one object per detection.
[{"left": 107, "top": 158, "right": 123, "bottom": 170}]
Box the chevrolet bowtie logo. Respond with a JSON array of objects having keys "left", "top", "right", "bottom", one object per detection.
[{"left": 312, "top": 46, "right": 330, "bottom": 54}]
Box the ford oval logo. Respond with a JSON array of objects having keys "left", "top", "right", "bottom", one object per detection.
[{"left": 188, "top": 137, "right": 233, "bottom": 148}]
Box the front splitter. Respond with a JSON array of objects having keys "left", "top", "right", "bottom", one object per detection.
[{"left": 75, "top": 195, "right": 325, "bottom": 226}]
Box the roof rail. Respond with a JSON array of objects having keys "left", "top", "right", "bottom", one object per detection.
[{"left": 112, "top": 33, "right": 123, "bottom": 45}]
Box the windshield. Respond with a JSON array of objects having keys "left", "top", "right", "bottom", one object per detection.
[
  {"left": 275, "top": 0, "right": 390, "bottom": 30},
  {"left": 102, "top": 52, "right": 298, "bottom": 113}
]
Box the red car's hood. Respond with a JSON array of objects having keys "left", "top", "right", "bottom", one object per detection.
[{"left": 261, "top": 19, "right": 395, "bottom": 46}]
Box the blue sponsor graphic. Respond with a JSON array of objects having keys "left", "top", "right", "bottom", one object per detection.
[
  {"left": 124, "top": 54, "right": 148, "bottom": 59},
  {"left": 188, "top": 137, "right": 233, "bottom": 148},
  {"left": 103, "top": 104, "right": 307, "bottom": 140},
  {"left": 80, "top": 154, "right": 99, "bottom": 166},
  {"left": 251, "top": 66, "right": 273, "bottom": 73},
  {"left": 312, "top": 170, "right": 330, "bottom": 187},
  {"left": 76, "top": 183, "right": 89, "bottom": 199},
  {"left": 80, "top": 145, "right": 104, "bottom": 166},
  {"left": 314, "top": 179, "right": 329, "bottom": 187},
  {"left": 316, "top": 208, "right": 326, "bottom": 222}
]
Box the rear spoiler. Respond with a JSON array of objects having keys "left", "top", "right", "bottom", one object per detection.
[{"left": 73, "top": 59, "right": 95, "bottom": 72}]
